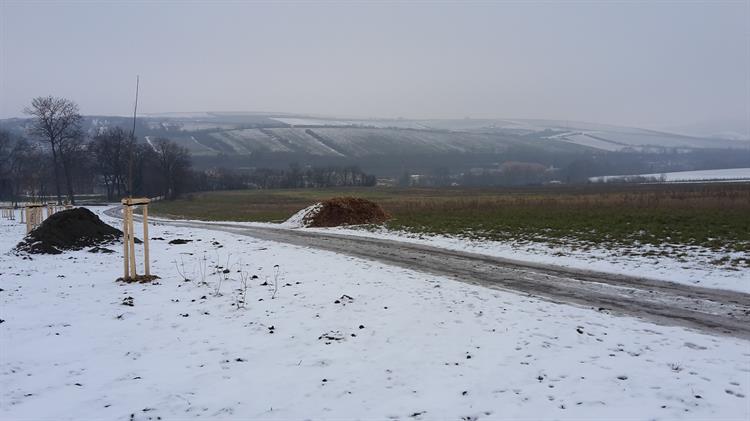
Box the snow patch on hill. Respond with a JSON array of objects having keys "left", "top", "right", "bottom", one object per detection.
[{"left": 591, "top": 168, "right": 750, "bottom": 183}]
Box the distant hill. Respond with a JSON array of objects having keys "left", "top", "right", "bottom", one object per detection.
[{"left": 3, "top": 112, "right": 749, "bottom": 176}]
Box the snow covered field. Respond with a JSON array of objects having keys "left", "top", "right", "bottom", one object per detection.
[
  {"left": 1, "top": 209, "right": 749, "bottom": 420},
  {"left": 591, "top": 168, "right": 750, "bottom": 183}
]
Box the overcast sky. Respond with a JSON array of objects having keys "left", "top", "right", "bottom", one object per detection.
[{"left": 1, "top": 1, "right": 748, "bottom": 129}]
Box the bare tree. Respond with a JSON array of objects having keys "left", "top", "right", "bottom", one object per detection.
[
  {"left": 89, "top": 127, "right": 129, "bottom": 200},
  {"left": 59, "top": 134, "right": 88, "bottom": 201},
  {"left": 8, "top": 139, "right": 50, "bottom": 204},
  {"left": 24, "top": 96, "right": 83, "bottom": 204},
  {"left": 131, "top": 142, "right": 159, "bottom": 197},
  {"left": 153, "top": 138, "right": 191, "bottom": 200},
  {"left": 0, "top": 130, "right": 11, "bottom": 167},
  {"left": 0, "top": 130, "right": 14, "bottom": 199}
]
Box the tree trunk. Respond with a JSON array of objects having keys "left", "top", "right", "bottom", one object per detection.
[
  {"left": 61, "top": 157, "right": 76, "bottom": 205},
  {"left": 115, "top": 175, "right": 122, "bottom": 198},
  {"left": 104, "top": 177, "right": 113, "bottom": 202},
  {"left": 49, "top": 144, "right": 63, "bottom": 205}
]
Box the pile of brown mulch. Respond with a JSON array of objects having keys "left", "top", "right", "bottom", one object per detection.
[
  {"left": 15, "top": 208, "right": 125, "bottom": 255},
  {"left": 305, "top": 197, "right": 391, "bottom": 227}
]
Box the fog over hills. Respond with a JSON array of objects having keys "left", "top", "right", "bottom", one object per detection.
[{"left": 657, "top": 120, "right": 750, "bottom": 142}]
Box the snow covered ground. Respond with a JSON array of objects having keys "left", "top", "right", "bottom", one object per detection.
[
  {"left": 306, "top": 226, "right": 750, "bottom": 295},
  {"left": 1, "top": 208, "right": 749, "bottom": 420},
  {"left": 143, "top": 206, "right": 750, "bottom": 294}
]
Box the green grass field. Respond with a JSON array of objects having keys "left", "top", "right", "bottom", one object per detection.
[{"left": 150, "top": 183, "right": 750, "bottom": 257}]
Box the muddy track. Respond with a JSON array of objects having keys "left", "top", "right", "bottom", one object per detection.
[{"left": 105, "top": 208, "right": 750, "bottom": 339}]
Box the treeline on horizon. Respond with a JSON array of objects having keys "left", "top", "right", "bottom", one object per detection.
[
  {"left": 190, "top": 145, "right": 750, "bottom": 187},
  {"left": 0, "top": 97, "right": 376, "bottom": 204}
]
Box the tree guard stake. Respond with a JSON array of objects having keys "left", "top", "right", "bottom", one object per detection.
[
  {"left": 120, "top": 198, "right": 157, "bottom": 282},
  {"left": 25, "top": 204, "right": 45, "bottom": 233}
]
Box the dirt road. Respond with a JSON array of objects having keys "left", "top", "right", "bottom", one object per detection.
[{"left": 107, "top": 209, "right": 750, "bottom": 339}]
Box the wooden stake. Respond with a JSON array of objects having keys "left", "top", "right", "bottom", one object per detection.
[
  {"left": 128, "top": 207, "right": 136, "bottom": 277},
  {"left": 123, "top": 205, "right": 130, "bottom": 279},
  {"left": 143, "top": 205, "right": 150, "bottom": 276},
  {"left": 120, "top": 198, "right": 152, "bottom": 281}
]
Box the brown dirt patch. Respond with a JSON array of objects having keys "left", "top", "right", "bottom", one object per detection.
[
  {"left": 117, "top": 274, "right": 161, "bottom": 284},
  {"left": 306, "top": 197, "right": 390, "bottom": 227}
]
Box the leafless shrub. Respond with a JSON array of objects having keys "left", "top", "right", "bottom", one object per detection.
[
  {"left": 198, "top": 252, "right": 208, "bottom": 284},
  {"left": 174, "top": 256, "right": 190, "bottom": 282},
  {"left": 236, "top": 271, "right": 250, "bottom": 309},
  {"left": 213, "top": 253, "right": 233, "bottom": 297}
]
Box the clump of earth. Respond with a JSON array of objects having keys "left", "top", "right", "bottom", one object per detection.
[
  {"left": 285, "top": 197, "right": 391, "bottom": 228},
  {"left": 15, "top": 208, "right": 126, "bottom": 254}
]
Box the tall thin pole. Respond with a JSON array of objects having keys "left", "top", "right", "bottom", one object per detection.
[
  {"left": 128, "top": 75, "right": 139, "bottom": 198},
  {"left": 124, "top": 76, "right": 139, "bottom": 280}
]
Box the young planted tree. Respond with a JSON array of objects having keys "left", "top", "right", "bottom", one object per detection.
[{"left": 24, "top": 96, "right": 83, "bottom": 204}]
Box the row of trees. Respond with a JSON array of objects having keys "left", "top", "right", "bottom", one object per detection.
[
  {"left": 2, "top": 132, "right": 51, "bottom": 202},
  {"left": 398, "top": 162, "right": 555, "bottom": 187},
  {"left": 193, "top": 164, "right": 377, "bottom": 191},
  {"left": 1, "top": 96, "right": 377, "bottom": 203},
  {"left": 0, "top": 96, "right": 192, "bottom": 203},
  {"left": 88, "top": 127, "right": 191, "bottom": 201}
]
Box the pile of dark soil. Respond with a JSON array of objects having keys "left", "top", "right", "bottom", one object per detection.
[
  {"left": 15, "top": 208, "right": 124, "bottom": 255},
  {"left": 306, "top": 197, "right": 391, "bottom": 228},
  {"left": 117, "top": 274, "right": 160, "bottom": 284}
]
